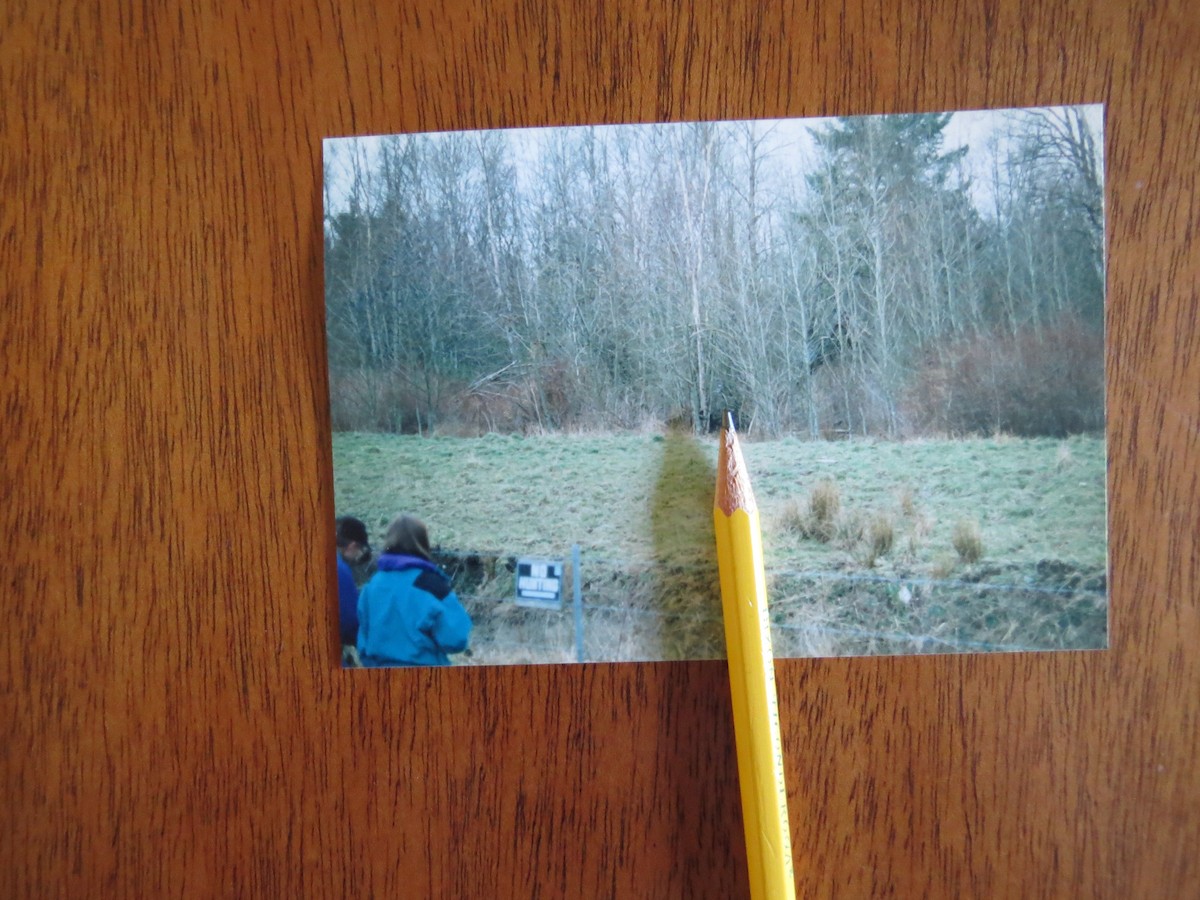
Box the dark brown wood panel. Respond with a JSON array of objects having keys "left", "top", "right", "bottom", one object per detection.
[{"left": 3, "top": 1, "right": 1197, "bottom": 896}]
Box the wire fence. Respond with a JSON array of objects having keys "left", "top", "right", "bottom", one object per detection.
[{"left": 408, "top": 546, "right": 1108, "bottom": 665}]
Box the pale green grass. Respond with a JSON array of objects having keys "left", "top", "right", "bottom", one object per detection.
[
  {"left": 333, "top": 431, "right": 1107, "bottom": 577},
  {"left": 334, "top": 431, "right": 1107, "bottom": 661}
]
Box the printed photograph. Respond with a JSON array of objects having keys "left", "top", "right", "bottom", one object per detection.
[{"left": 324, "top": 105, "right": 1107, "bottom": 667}]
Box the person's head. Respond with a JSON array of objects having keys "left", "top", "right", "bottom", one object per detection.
[
  {"left": 335, "top": 516, "right": 372, "bottom": 564},
  {"left": 382, "top": 514, "right": 432, "bottom": 561}
]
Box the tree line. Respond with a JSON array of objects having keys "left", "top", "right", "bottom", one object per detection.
[{"left": 324, "top": 107, "right": 1104, "bottom": 438}]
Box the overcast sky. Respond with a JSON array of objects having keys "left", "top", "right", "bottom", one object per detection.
[{"left": 323, "top": 104, "right": 1103, "bottom": 221}]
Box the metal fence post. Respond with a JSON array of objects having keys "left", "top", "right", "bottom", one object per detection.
[{"left": 573, "top": 544, "right": 583, "bottom": 663}]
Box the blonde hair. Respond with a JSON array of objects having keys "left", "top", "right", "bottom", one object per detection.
[{"left": 382, "top": 514, "right": 432, "bottom": 560}]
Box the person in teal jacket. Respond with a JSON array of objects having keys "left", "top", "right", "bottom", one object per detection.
[{"left": 356, "top": 514, "right": 473, "bottom": 667}]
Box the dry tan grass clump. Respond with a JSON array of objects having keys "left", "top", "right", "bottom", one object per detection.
[
  {"left": 810, "top": 478, "right": 841, "bottom": 529},
  {"left": 867, "top": 512, "right": 895, "bottom": 557},
  {"left": 952, "top": 518, "right": 984, "bottom": 563},
  {"left": 779, "top": 478, "right": 842, "bottom": 543},
  {"left": 855, "top": 510, "right": 895, "bottom": 568}
]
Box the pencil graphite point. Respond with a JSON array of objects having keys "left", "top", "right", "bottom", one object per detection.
[{"left": 716, "top": 411, "right": 756, "bottom": 516}]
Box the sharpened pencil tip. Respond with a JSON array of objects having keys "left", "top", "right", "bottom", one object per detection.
[{"left": 715, "top": 412, "right": 756, "bottom": 515}]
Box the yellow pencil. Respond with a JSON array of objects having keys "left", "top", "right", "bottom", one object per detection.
[{"left": 714, "top": 411, "right": 795, "bottom": 900}]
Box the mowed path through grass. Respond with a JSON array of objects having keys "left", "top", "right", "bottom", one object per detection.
[{"left": 333, "top": 431, "right": 1107, "bottom": 579}]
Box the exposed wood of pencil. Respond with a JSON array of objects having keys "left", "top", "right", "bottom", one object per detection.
[
  {"left": 715, "top": 413, "right": 796, "bottom": 900},
  {"left": 715, "top": 413, "right": 757, "bottom": 516}
]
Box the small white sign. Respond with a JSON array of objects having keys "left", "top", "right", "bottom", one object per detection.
[{"left": 516, "top": 558, "right": 563, "bottom": 609}]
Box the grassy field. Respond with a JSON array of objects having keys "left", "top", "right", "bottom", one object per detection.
[{"left": 333, "top": 430, "right": 1107, "bottom": 663}]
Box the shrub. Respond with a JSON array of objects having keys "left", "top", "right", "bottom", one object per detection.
[
  {"left": 329, "top": 367, "right": 440, "bottom": 434},
  {"left": 808, "top": 362, "right": 896, "bottom": 437},
  {"left": 906, "top": 312, "right": 1104, "bottom": 438},
  {"left": 867, "top": 512, "right": 895, "bottom": 558},
  {"left": 952, "top": 518, "right": 984, "bottom": 563},
  {"left": 779, "top": 478, "right": 844, "bottom": 544},
  {"left": 450, "top": 358, "right": 593, "bottom": 435},
  {"left": 857, "top": 511, "right": 895, "bottom": 567},
  {"left": 809, "top": 479, "right": 841, "bottom": 540}
]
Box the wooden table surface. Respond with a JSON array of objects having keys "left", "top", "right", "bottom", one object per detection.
[{"left": 3, "top": 1, "right": 1198, "bottom": 896}]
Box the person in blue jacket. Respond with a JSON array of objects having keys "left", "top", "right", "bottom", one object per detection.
[
  {"left": 335, "top": 516, "right": 372, "bottom": 666},
  {"left": 356, "top": 514, "right": 473, "bottom": 667}
]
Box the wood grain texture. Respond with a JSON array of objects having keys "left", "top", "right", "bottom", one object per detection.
[{"left": 3, "top": 0, "right": 1198, "bottom": 896}]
